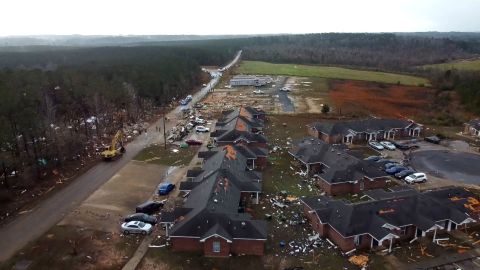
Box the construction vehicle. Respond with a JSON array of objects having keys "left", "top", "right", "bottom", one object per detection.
[{"left": 101, "top": 130, "right": 126, "bottom": 161}]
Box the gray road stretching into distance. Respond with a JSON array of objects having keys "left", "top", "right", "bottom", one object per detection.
[{"left": 0, "top": 50, "right": 241, "bottom": 262}]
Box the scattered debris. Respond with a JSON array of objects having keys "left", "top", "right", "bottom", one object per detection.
[{"left": 348, "top": 255, "right": 369, "bottom": 267}]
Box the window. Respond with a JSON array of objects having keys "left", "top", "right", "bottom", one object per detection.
[
  {"left": 213, "top": 241, "right": 221, "bottom": 253},
  {"left": 354, "top": 235, "right": 361, "bottom": 246}
]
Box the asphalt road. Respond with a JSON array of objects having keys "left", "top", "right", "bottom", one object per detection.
[
  {"left": 0, "top": 51, "right": 242, "bottom": 262},
  {"left": 274, "top": 76, "right": 294, "bottom": 112},
  {"left": 411, "top": 150, "right": 480, "bottom": 185}
]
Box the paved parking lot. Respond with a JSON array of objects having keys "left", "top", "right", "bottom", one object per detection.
[
  {"left": 411, "top": 150, "right": 480, "bottom": 185},
  {"left": 359, "top": 139, "right": 480, "bottom": 189}
]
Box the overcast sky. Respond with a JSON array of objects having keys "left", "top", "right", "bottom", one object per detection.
[{"left": 1, "top": 0, "right": 479, "bottom": 36}]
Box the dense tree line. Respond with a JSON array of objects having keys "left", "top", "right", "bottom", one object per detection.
[
  {"left": 0, "top": 46, "right": 232, "bottom": 200},
  {"left": 427, "top": 69, "right": 480, "bottom": 115},
  {"left": 227, "top": 33, "right": 480, "bottom": 71}
]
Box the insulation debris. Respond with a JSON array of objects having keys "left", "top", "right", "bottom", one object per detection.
[{"left": 348, "top": 255, "right": 369, "bottom": 267}]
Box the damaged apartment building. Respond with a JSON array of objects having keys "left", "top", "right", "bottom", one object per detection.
[
  {"left": 301, "top": 186, "right": 479, "bottom": 253},
  {"left": 161, "top": 107, "right": 268, "bottom": 257},
  {"left": 289, "top": 137, "right": 388, "bottom": 195},
  {"left": 308, "top": 118, "right": 423, "bottom": 144},
  {"left": 210, "top": 106, "right": 268, "bottom": 169}
]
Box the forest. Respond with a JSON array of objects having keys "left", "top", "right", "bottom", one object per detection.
[
  {"left": 1, "top": 32, "right": 480, "bottom": 208},
  {"left": 237, "top": 33, "right": 480, "bottom": 71},
  {"left": 0, "top": 46, "right": 233, "bottom": 204}
]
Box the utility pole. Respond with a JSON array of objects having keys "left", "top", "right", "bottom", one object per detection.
[{"left": 163, "top": 108, "right": 167, "bottom": 150}]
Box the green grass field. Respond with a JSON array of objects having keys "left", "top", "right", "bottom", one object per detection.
[
  {"left": 421, "top": 59, "right": 480, "bottom": 71},
  {"left": 238, "top": 61, "right": 430, "bottom": 86}
]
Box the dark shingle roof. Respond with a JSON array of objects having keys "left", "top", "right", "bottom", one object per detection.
[
  {"left": 289, "top": 137, "right": 387, "bottom": 183},
  {"left": 365, "top": 186, "right": 419, "bottom": 200},
  {"left": 169, "top": 147, "right": 266, "bottom": 240},
  {"left": 216, "top": 107, "right": 264, "bottom": 130},
  {"left": 302, "top": 187, "right": 474, "bottom": 241},
  {"left": 179, "top": 181, "right": 200, "bottom": 191},
  {"left": 311, "top": 118, "right": 416, "bottom": 136},
  {"left": 187, "top": 169, "right": 204, "bottom": 178},
  {"left": 214, "top": 130, "right": 267, "bottom": 144},
  {"left": 244, "top": 106, "right": 266, "bottom": 117}
]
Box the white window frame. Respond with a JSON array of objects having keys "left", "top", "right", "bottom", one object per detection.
[{"left": 213, "top": 241, "right": 221, "bottom": 253}]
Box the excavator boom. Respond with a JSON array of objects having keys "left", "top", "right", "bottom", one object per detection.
[{"left": 101, "top": 130, "right": 125, "bottom": 160}]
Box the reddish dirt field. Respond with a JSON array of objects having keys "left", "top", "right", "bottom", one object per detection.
[{"left": 330, "top": 80, "right": 436, "bottom": 118}]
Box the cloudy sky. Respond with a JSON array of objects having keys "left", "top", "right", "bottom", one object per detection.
[{"left": 1, "top": 0, "right": 479, "bottom": 36}]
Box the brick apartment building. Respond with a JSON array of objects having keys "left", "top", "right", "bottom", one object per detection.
[
  {"left": 164, "top": 146, "right": 267, "bottom": 257},
  {"left": 301, "top": 186, "right": 478, "bottom": 253},
  {"left": 162, "top": 107, "right": 269, "bottom": 257},
  {"left": 289, "top": 137, "right": 388, "bottom": 195},
  {"left": 308, "top": 118, "right": 423, "bottom": 144},
  {"left": 210, "top": 107, "right": 268, "bottom": 168}
]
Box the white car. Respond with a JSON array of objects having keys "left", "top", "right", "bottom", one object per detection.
[
  {"left": 280, "top": 87, "right": 291, "bottom": 92},
  {"left": 194, "top": 117, "right": 206, "bottom": 124},
  {"left": 405, "top": 173, "right": 427, "bottom": 184},
  {"left": 121, "top": 221, "right": 153, "bottom": 235},
  {"left": 195, "top": 126, "right": 210, "bottom": 133},
  {"left": 380, "top": 141, "right": 396, "bottom": 150},
  {"left": 253, "top": 89, "right": 264, "bottom": 95},
  {"left": 369, "top": 141, "right": 384, "bottom": 151}
]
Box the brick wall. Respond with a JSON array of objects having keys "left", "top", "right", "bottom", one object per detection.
[
  {"left": 171, "top": 237, "right": 202, "bottom": 252},
  {"left": 330, "top": 183, "right": 354, "bottom": 195},
  {"left": 302, "top": 204, "right": 325, "bottom": 236},
  {"left": 231, "top": 239, "right": 265, "bottom": 255},
  {"left": 203, "top": 237, "right": 230, "bottom": 257},
  {"left": 324, "top": 225, "right": 355, "bottom": 252},
  {"left": 352, "top": 178, "right": 387, "bottom": 194},
  {"left": 302, "top": 202, "right": 378, "bottom": 252},
  {"left": 255, "top": 157, "right": 267, "bottom": 170},
  {"left": 316, "top": 178, "right": 333, "bottom": 194},
  {"left": 317, "top": 178, "right": 387, "bottom": 196}
]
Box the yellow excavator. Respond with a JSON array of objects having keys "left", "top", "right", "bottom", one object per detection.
[{"left": 101, "top": 130, "right": 126, "bottom": 161}]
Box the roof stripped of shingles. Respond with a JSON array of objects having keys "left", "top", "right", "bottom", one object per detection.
[{"left": 224, "top": 145, "right": 237, "bottom": 160}]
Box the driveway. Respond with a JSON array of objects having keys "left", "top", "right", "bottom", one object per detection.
[
  {"left": 0, "top": 51, "right": 242, "bottom": 262},
  {"left": 274, "top": 76, "right": 295, "bottom": 112}
]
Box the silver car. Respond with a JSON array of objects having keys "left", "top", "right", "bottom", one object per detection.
[
  {"left": 121, "top": 221, "right": 153, "bottom": 235},
  {"left": 369, "top": 141, "right": 384, "bottom": 150},
  {"left": 380, "top": 141, "right": 396, "bottom": 150}
]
